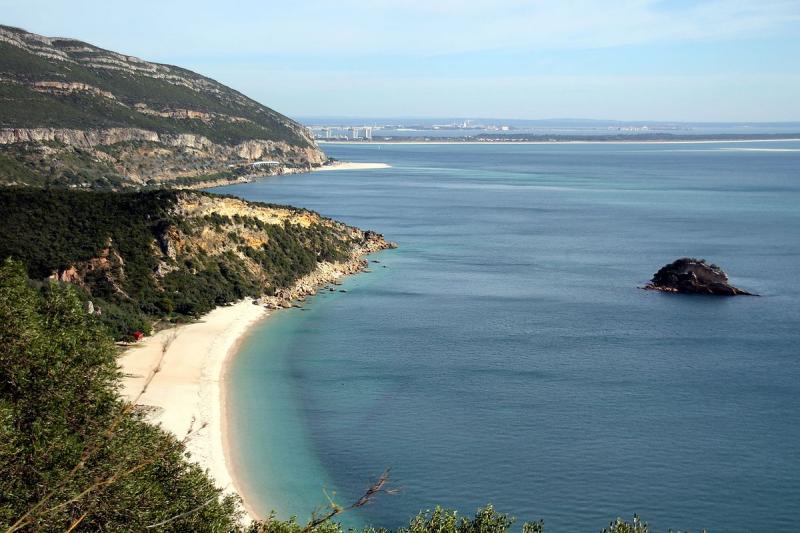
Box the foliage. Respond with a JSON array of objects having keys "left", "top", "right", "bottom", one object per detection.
[
  {"left": 0, "top": 142, "right": 128, "bottom": 188},
  {"left": 0, "top": 28, "right": 323, "bottom": 189},
  {"left": 601, "top": 515, "right": 649, "bottom": 533},
  {"left": 0, "top": 40, "right": 312, "bottom": 148},
  {"left": 250, "top": 506, "right": 546, "bottom": 533},
  {"left": 250, "top": 508, "right": 705, "bottom": 533},
  {"left": 393, "top": 506, "right": 517, "bottom": 533},
  {"left": 0, "top": 259, "right": 242, "bottom": 531},
  {"left": 0, "top": 188, "right": 351, "bottom": 340}
]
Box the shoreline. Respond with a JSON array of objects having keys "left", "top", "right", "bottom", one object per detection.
[
  {"left": 193, "top": 161, "right": 390, "bottom": 190},
  {"left": 221, "top": 312, "right": 272, "bottom": 521},
  {"left": 118, "top": 299, "right": 268, "bottom": 521},
  {"left": 118, "top": 236, "right": 396, "bottom": 523},
  {"left": 313, "top": 161, "right": 391, "bottom": 171}
]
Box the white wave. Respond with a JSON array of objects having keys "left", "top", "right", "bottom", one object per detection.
[{"left": 719, "top": 148, "right": 800, "bottom": 152}]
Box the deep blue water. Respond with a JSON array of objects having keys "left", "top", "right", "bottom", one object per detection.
[{"left": 219, "top": 142, "right": 800, "bottom": 532}]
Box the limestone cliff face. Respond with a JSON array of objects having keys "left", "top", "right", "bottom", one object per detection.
[
  {"left": 0, "top": 127, "right": 325, "bottom": 165},
  {"left": 164, "top": 194, "right": 393, "bottom": 297},
  {"left": 0, "top": 25, "right": 326, "bottom": 188},
  {"left": 0, "top": 128, "right": 161, "bottom": 147},
  {"left": 31, "top": 80, "right": 117, "bottom": 99},
  {"left": 0, "top": 126, "right": 326, "bottom": 188},
  {"left": 42, "top": 191, "right": 395, "bottom": 311},
  {"left": 262, "top": 229, "right": 396, "bottom": 307}
]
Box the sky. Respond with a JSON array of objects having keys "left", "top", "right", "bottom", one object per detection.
[{"left": 2, "top": 0, "right": 800, "bottom": 122}]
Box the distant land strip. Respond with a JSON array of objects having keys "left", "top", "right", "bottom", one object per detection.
[{"left": 321, "top": 132, "right": 800, "bottom": 143}]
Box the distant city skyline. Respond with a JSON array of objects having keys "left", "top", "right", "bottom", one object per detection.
[{"left": 2, "top": 0, "right": 799, "bottom": 122}]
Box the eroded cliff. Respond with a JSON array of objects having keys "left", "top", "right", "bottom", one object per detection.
[
  {"left": 0, "top": 188, "right": 395, "bottom": 339},
  {"left": 0, "top": 25, "right": 326, "bottom": 188}
]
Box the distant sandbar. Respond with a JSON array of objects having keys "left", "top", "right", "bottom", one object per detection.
[{"left": 314, "top": 161, "right": 391, "bottom": 171}]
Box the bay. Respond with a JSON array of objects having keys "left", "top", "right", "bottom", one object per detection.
[{"left": 220, "top": 141, "right": 800, "bottom": 532}]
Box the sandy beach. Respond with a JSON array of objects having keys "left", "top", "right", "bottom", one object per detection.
[
  {"left": 116, "top": 226, "right": 395, "bottom": 522},
  {"left": 314, "top": 161, "right": 391, "bottom": 171},
  {"left": 118, "top": 299, "right": 267, "bottom": 519}
]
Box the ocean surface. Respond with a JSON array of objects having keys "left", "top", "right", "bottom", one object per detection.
[{"left": 217, "top": 141, "right": 800, "bottom": 532}]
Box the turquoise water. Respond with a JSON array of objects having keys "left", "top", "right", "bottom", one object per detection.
[{"left": 220, "top": 142, "right": 800, "bottom": 532}]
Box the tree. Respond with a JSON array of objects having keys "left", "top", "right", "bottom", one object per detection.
[{"left": 0, "top": 259, "right": 241, "bottom": 531}]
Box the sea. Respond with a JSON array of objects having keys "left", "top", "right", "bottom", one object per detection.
[{"left": 215, "top": 141, "right": 800, "bottom": 532}]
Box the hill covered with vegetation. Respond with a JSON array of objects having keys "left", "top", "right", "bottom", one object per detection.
[
  {"left": 0, "top": 188, "right": 389, "bottom": 340},
  {"left": 0, "top": 25, "right": 326, "bottom": 189}
]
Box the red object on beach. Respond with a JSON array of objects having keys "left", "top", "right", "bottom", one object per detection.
[{"left": 132, "top": 330, "right": 144, "bottom": 341}]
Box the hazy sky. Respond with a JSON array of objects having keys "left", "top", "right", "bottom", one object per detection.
[{"left": 3, "top": 0, "right": 800, "bottom": 121}]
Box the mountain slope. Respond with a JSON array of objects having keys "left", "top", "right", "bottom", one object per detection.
[
  {"left": 0, "top": 25, "right": 326, "bottom": 188},
  {"left": 0, "top": 188, "right": 393, "bottom": 339}
]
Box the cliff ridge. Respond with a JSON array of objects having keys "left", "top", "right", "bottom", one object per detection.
[{"left": 0, "top": 25, "right": 326, "bottom": 189}]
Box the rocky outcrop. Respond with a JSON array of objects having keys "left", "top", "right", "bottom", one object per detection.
[
  {"left": 32, "top": 81, "right": 117, "bottom": 99},
  {"left": 643, "top": 258, "right": 755, "bottom": 296},
  {"left": 33, "top": 190, "right": 397, "bottom": 314},
  {"left": 48, "top": 240, "right": 130, "bottom": 298},
  {"left": 133, "top": 103, "right": 253, "bottom": 124},
  {"left": 1, "top": 188, "right": 397, "bottom": 343},
  {"left": 0, "top": 127, "right": 274, "bottom": 155},
  {"left": 0, "top": 127, "right": 160, "bottom": 147},
  {"left": 259, "top": 231, "right": 397, "bottom": 309},
  {"left": 167, "top": 192, "right": 396, "bottom": 300},
  {"left": 233, "top": 139, "right": 325, "bottom": 165}
]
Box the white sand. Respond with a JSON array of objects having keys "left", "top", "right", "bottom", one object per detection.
[
  {"left": 118, "top": 299, "right": 267, "bottom": 518},
  {"left": 314, "top": 161, "right": 391, "bottom": 171}
]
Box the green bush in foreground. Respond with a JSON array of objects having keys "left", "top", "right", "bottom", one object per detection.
[
  {"left": 0, "top": 188, "right": 353, "bottom": 340},
  {"left": 251, "top": 507, "right": 675, "bottom": 533},
  {"left": 0, "top": 259, "right": 241, "bottom": 531}
]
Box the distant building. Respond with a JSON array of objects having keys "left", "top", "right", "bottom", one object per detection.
[
  {"left": 364, "top": 126, "right": 373, "bottom": 140},
  {"left": 351, "top": 127, "right": 360, "bottom": 139}
]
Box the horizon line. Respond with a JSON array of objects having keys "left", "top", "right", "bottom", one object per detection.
[{"left": 294, "top": 116, "right": 800, "bottom": 125}]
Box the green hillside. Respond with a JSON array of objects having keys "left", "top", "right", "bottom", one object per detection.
[
  {"left": 0, "top": 25, "right": 325, "bottom": 188},
  {"left": 0, "top": 188, "right": 381, "bottom": 340}
]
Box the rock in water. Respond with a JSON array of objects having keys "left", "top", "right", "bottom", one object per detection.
[{"left": 644, "top": 258, "right": 755, "bottom": 296}]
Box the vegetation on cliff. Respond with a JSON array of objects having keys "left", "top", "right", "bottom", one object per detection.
[
  {"left": 0, "top": 25, "right": 326, "bottom": 188},
  {"left": 0, "top": 188, "right": 377, "bottom": 340},
  {"left": 0, "top": 25, "right": 313, "bottom": 145}
]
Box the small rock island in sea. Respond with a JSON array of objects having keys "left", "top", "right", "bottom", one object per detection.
[{"left": 644, "top": 257, "right": 756, "bottom": 296}]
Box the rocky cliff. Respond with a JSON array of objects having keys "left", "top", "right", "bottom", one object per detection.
[
  {"left": 0, "top": 188, "right": 395, "bottom": 339},
  {"left": 0, "top": 25, "right": 326, "bottom": 189}
]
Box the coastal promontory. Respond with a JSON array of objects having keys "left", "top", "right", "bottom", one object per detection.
[
  {"left": 0, "top": 25, "right": 326, "bottom": 189},
  {"left": 644, "top": 257, "right": 755, "bottom": 296},
  {"left": 0, "top": 187, "right": 394, "bottom": 340}
]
